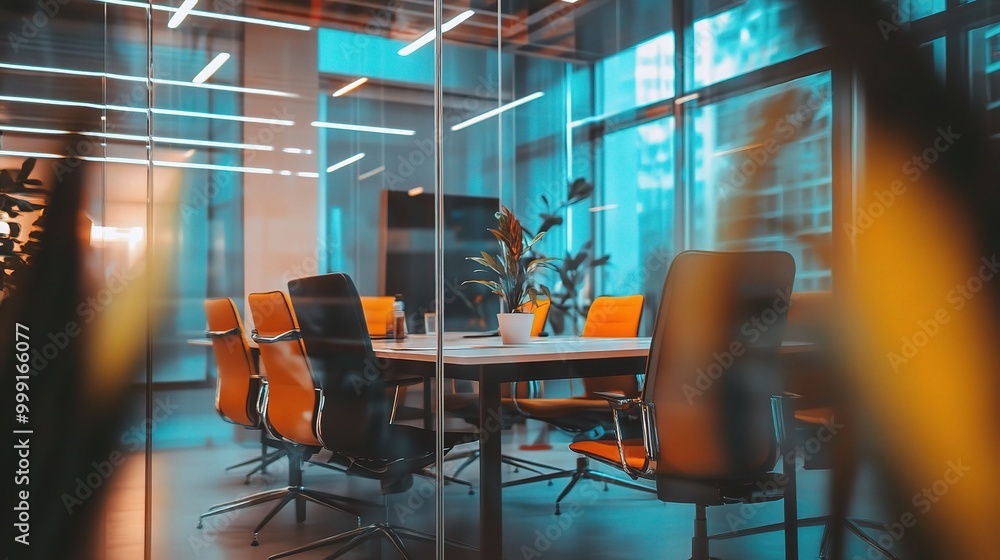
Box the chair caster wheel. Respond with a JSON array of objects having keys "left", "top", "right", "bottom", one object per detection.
[
  {"left": 603, "top": 483, "right": 609, "bottom": 492},
  {"left": 514, "top": 467, "right": 520, "bottom": 473},
  {"left": 251, "top": 533, "right": 260, "bottom": 547},
  {"left": 244, "top": 476, "right": 252, "bottom": 485},
  {"left": 547, "top": 481, "right": 553, "bottom": 486},
  {"left": 196, "top": 521, "right": 203, "bottom": 529},
  {"left": 554, "top": 506, "right": 561, "bottom": 516},
  {"left": 468, "top": 488, "right": 475, "bottom": 495}
]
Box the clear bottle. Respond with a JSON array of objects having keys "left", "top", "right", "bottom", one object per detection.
[{"left": 393, "top": 294, "right": 405, "bottom": 340}]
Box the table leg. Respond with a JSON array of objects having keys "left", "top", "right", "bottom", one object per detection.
[{"left": 479, "top": 377, "right": 503, "bottom": 560}]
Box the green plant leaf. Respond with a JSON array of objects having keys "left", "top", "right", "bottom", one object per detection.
[
  {"left": 16, "top": 158, "right": 37, "bottom": 183},
  {"left": 568, "top": 178, "right": 594, "bottom": 202},
  {"left": 0, "top": 170, "right": 14, "bottom": 191}
]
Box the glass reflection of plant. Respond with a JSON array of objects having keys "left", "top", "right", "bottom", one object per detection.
[
  {"left": 527, "top": 178, "right": 610, "bottom": 334},
  {"left": 0, "top": 158, "right": 47, "bottom": 297}
]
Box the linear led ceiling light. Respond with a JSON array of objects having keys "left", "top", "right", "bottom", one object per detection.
[
  {"left": 450, "top": 91, "right": 545, "bottom": 131},
  {"left": 398, "top": 10, "right": 475, "bottom": 56},
  {"left": 150, "top": 107, "right": 293, "bottom": 125},
  {"left": 358, "top": 166, "right": 385, "bottom": 181},
  {"left": 326, "top": 153, "right": 365, "bottom": 173},
  {"left": 332, "top": 77, "right": 369, "bottom": 97},
  {"left": 94, "top": 0, "right": 311, "bottom": 31},
  {"left": 0, "top": 150, "right": 277, "bottom": 175},
  {"left": 167, "top": 0, "right": 198, "bottom": 28},
  {"left": 193, "top": 53, "right": 230, "bottom": 84},
  {"left": 0, "top": 62, "right": 296, "bottom": 98},
  {"left": 0, "top": 125, "right": 272, "bottom": 152},
  {"left": 311, "top": 121, "right": 415, "bottom": 136}
]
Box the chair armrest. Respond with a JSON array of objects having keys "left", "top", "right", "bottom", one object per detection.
[
  {"left": 205, "top": 327, "right": 240, "bottom": 338},
  {"left": 386, "top": 376, "right": 423, "bottom": 388},
  {"left": 770, "top": 392, "right": 802, "bottom": 455},
  {"left": 599, "top": 393, "right": 658, "bottom": 480},
  {"left": 251, "top": 328, "right": 300, "bottom": 344},
  {"left": 592, "top": 391, "right": 641, "bottom": 411}
]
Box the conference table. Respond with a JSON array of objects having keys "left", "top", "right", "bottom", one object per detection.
[{"left": 371, "top": 333, "right": 812, "bottom": 560}]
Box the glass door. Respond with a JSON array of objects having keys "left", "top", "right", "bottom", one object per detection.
[{"left": 1, "top": 1, "right": 152, "bottom": 558}]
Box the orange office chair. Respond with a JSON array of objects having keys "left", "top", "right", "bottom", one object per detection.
[
  {"left": 204, "top": 297, "right": 282, "bottom": 484},
  {"left": 360, "top": 295, "right": 395, "bottom": 337},
  {"left": 570, "top": 250, "right": 799, "bottom": 560},
  {"left": 520, "top": 297, "right": 550, "bottom": 337},
  {"left": 197, "top": 293, "right": 367, "bottom": 548},
  {"left": 504, "top": 294, "right": 653, "bottom": 512}
]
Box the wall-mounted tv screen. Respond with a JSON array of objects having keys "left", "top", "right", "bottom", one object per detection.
[{"left": 379, "top": 190, "right": 500, "bottom": 333}]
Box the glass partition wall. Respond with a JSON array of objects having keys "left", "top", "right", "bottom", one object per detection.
[
  {"left": 0, "top": 0, "right": 152, "bottom": 558},
  {"left": 6, "top": 1, "right": 1000, "bottom": 560}
]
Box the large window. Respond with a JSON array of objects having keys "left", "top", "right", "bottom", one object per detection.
[
  {"left": 598, "top": 32, "right": 676, "bottom": 116},
  {"left": 688, "top": 73, "right": 833, "bottom": 292},
  {"left": 969, "top": 22, "right": 1000, "bottom": 142},
  {"left": 690, "top": 0, "right": 822, "bottom": 88},
  {"left": 600, "top": 118, "right": 675, "bottom": 327}
]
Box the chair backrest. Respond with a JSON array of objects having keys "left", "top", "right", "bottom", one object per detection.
[
  {"left": 247, "top": 291, "right": 322, "bottom": 446},
  {"left": 644, "top": 250, "right": 795, "bottom": 479},
  {"left": 519, "top": 298, "right": 551, "bottom": 337},
  {"left": 582, "top": 295, "right": 644, "bottom": 337},
  {"left": 360, "top": 296, "right": 395, "bottom": 336},
  {"left": 581, "top": 294, "right": 644, "bottom": 396},
  {"left": 204, "top": 297, "right": 259, "bottom": 428},
  {"left": 287, "top": 273, "right": 391, "bottom": 455}
]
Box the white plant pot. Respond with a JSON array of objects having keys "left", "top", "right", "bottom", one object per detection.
[{"left": 497, "top": 313, "right": 534, "bottom": 344}]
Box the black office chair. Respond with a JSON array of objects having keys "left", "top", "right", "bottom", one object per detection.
[
  {"left": 570, "top": 250, "right": 801, "bottom": 560},
  {"left": 270, "top": 272, "right": 477, "bottom": 560}
]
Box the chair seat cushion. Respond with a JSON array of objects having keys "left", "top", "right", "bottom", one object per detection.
[
  {"left": 570, "top": 440, "right": 786, "bottom": 506},
  {"left": 325, "top": 424, "right": 478, "bottom": 484},
  {"left": 569, "top": 438, "right": 649, "bottom": 471},
  {"left": 515, "top": 397, "right": 613, "bottom": 418},
  {"left": 655, "top": 471, "right": 787, "bottom": 505},
  {"left": 444, "top": 395, "right": 523, "bottom": 428},
  {"left": 795, "top": 406, "right": 834, "bottom": 425}
]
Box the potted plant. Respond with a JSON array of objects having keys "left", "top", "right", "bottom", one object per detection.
[
  {"left": 465, "top": 205, "right": 554, "bottom": 343},
  {"left": 525, "top": 178, "right": 610, "bottom": 335},
  {"left": 0, "top": 158, "right": 47, "bottom": 299}
]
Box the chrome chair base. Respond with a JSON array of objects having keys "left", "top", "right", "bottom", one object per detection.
[
  {"left": 447, "top": 448, "right": 561, "bottom": 479},
  {"left": 268, "top": 522, "right": 476, "bottom": 560},
  {"left": 225, "top": 448, "right": 286, "bottom": 483},
  {"left": 197, "top": 485, "right": 372, "bottom": 546},
  {"left": 503, "top": 456, "right": 655, "bottom": 514},
  {"left": 719, "top": 515, "right": 900, "bottom": 560},
  {"left": 416, "top": 467, "right": 477, "bottom": 495}
]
